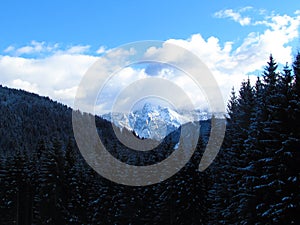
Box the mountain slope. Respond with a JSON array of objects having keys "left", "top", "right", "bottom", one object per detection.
[
  {"left": 102, "top": 103, "right": 209, "bottom": 140},
  {"left": 0, "top": 85, "right": 211, "bottom": 224},
  {"left": 0, "top": 85, "right": 73, "bottom": 153}
]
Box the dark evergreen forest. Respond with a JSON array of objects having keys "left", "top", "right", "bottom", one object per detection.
[{"left": 0, "top": 53, "right": 299, "bottom": 224}]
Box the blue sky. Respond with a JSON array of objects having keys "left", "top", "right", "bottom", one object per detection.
[
  {"left": 1, "top": 0, "right": 299, "bottom": 51},
  {"left": 0, "top": 1, "right": 300, "bottom": 113}
]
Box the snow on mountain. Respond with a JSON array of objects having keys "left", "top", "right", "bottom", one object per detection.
[{"left": 101, "top": 103, "right": 211, "bottom": 140}]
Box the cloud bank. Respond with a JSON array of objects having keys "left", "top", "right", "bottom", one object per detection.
[{"left": 0, "top": 8, "right": 299, "bottom": 113}]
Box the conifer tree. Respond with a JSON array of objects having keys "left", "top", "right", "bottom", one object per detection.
[
  {"left": 241, "top": 56, "right": 299, "bottom": 224},
  {"left": 293, "top": 52, "right": 300, "bottom": 95}
]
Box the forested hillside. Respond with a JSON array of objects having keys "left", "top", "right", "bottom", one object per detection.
[
  {"left": 207, "top": 54, "right": 300, "bottom": 224},
  {"left": 0, "top": 53, "right": 300, "bottom": 224},
  {"left": 0, "top": 85, "right": 210, "bottom": 224}
]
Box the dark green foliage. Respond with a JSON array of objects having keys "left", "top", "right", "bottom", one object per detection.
[
  {"left": 209, "top": 54, "right": 300, "bottom": 224},
  {"left": 293, "top": 52, "right": 300, "bottom": 95},
  {"left": 0, "top": 85, "right": 210, "bottom": 224},
  {"left": 1, "top": 52, "right": 300, "bottom": 224}
]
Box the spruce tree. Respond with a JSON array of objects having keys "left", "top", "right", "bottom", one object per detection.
[
  {"left": 293, "top": 52, "right": 300, "bottom": 96},
  {"left": 241, "top": 56, "right": 300, "bottom": 224}
]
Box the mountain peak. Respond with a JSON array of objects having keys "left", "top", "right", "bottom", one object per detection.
[
  {"left": 139, "top": 102, "right": 164, "bottom": 113},
  {"left": 103, "top": 103, "right": 197, "bottom": 140}
]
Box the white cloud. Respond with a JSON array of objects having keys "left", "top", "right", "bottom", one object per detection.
[
  {"left": 0, "top": 9, "right": 299, "bottom": 114},
  {"left": 3, "top": 41, "right": 60, "bottom": 56},
  {"left": 11, "top": 79, "right": 39, "bottom": 93},
  {"left": 95, "top": 66, "right": 148, "bottom": 114},
  {"left": 16, "top": 41, "right": 44, "bottom": 55},
  {"left": 144, "top": 10, "right": 300, "bottom": 105},
  {"left": 2, "top": 41, "right": 92, "bottom": 56},
  {"left": 215, "top": 7, "right": 252, "bottom": 26},
  {"left": 0, "top": 53, "right": 98, "bottom": 107},
  {"left": 54, "top": 86, "right": 79, "bottom": 101},
  {"left": 4, "top": 46, "right": 15, "bottom": 53},
  {"left": 64, "top": 45, "right": 90, "bottom": 54},
  {"left": 96, "top": 46, "right": 106, "bottom": 54}
]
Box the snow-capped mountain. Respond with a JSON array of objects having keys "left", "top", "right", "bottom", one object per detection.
[{"left": 101, "top": 103, "right": 211, "bottom": 140}]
